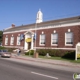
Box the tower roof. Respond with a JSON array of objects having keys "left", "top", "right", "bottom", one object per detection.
[
  {"left": 37, "top": 9, "right": 42, "bottom": 14},
  {"left": 36, "top": 9, "right": 43, "bottom": 23}
]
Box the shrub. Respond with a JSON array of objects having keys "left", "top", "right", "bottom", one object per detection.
[
  {"left": 0, "top": 46, "right": 17, "bottom": 52},
  {"left": 0, "top": 46, "right": 6, "bottom": 49},
  {"left": 36, "top": 49, "right": 75, "bottom": 59},
  {"left": 62, "top": 51, "right": 75, "bottom": 60},
  {"left": 25, "top": 50, "right": 34, "bottom": 55},
  {"left": 25, "top": 52, "right": 29, "bottom": 55},
  {"left": 29, "top": 50, "right": 34, "bottom": 55},
  {"left": 37, "top": 49, "right": 66, "bottom": 57},
  {"left": 36, "top": 49, "right": 47, "bottom": 56}
]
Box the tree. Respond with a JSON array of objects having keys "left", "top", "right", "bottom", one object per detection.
[{"left": 0, "top": 31, "right": 3, "bottom": 43}]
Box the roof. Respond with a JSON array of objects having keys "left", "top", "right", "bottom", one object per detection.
[{"left": 3, "top": 16, "right": 80, "bottom": 32}]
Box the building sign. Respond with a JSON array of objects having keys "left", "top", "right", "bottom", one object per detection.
[
  {"left": 26, "top": 38, "right": 32, "bottom": 42},
  {"left": 76, "top": 43, "right": 80, "bottom": 60},
  {"left": 77, "top": 46, "right": 80, "bottom": 58}
]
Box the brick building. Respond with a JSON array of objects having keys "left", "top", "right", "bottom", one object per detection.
[{"left": 2, "top": 10, "right": 80, "bottom": 51}]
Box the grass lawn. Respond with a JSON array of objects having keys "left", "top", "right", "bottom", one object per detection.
[
  {"left": 38, "top": 55, "right": 80, "bottom": 63},
  {"left": 24, "top": 54, "right": 80, "bottom": 63}
]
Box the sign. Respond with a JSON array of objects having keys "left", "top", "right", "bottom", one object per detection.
[
  {"left": 76, "top": 42, "right": 80, "bottom": 60},
  {"left": 25, "top": 38, "right": 32, "bottom": 42},
  {"left": 77, "top": 46, "right": 80, "bottom": 58}
]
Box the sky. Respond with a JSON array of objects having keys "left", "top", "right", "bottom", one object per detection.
[{"left": 0, "top": 0, "right": 80, "bottom": 30}]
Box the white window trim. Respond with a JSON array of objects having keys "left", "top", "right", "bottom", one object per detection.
[
  {"left": 5, "top": 37, "right": 8, "bottom": 45},
  {"left": 10, "top": 36, "right": 14, "bottom": 45},
  {"left": 17, "top": 36, "right": 20, "bottom": 45},
  {"left": 39, "top": 34, "right": 45, "bottom": 46},
  {"left": 51, "top": 33, "right": 58, "bottom": 46},
  {"left": 65, "top": 32, "right": 73, "bottom": 46}
]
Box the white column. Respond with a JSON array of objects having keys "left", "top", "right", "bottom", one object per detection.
[
  {"left": 24, "top": 35, "right": 28, "bottom": 50},
  {"left": 31, "top": 35, "right": 34, "bottom": 49}
]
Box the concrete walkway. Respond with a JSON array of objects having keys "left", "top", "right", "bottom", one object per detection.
[{"left": 11, "top": 53, "right": 80, "bottom": 68}]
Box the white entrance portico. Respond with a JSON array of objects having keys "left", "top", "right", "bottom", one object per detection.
[{"left": 24, "top": 31, "right": 34, "bottom": 50}]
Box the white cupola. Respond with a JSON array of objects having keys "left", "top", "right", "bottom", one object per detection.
[{"left": 36, "top": 9, "right": 43, "bottom": 23}]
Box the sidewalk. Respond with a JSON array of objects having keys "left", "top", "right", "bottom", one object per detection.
[{"left": 11, "top": 53, "right": 80, "bottom": 68}]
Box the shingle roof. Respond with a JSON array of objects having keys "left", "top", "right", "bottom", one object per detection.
[{"left": 3, "top": 16, "right": 80, "bottom": 32}]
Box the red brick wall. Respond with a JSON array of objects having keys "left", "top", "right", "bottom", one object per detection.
[
  {"left": 36, "top": 25, "right": 80, "bottom": 48},
  {"left": 2, "top": 25, "right": 80, "bottom": 49},
  {"left": 3, "top": 31, "right": 26, "bottom": 48}
]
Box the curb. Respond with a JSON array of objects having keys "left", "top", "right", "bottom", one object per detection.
[{"left": 11, "top": 56, "right": 80, "bottom": 68}]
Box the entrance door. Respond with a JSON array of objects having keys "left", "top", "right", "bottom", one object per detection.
[{"left": 28, "top": 42, "right": 31, "bottom": 49}]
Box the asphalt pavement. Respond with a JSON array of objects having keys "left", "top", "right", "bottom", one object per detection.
[
  {"left": 0, "top": 58, "right": 74, "bottom": 80},
  {"left": 0, "top": 53, "right": 80, "bottom": 80}
]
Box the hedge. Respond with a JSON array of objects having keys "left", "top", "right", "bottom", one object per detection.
[
  {"left": 36, "top": 49, "right": 75, "bottom": 59},
  {"left": 0, "top": 46, "right": 17, "bottom": 52},
  {"left": 25, "top": 50, "right": 34, "bottom": 55}
]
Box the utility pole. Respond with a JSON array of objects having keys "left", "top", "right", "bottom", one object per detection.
[{"left": 33, "top": 23, "right": 38, "bottom": 58}]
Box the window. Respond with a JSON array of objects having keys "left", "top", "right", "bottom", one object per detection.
[
  {"left": 40, "top": 34, "right": 45, "bottom": 45},
  {"left": 65, "top": 32, "right": 73, "bottom": 45},
  {"left": 17, "top": 36, "right": 20, "bottom": 45},
  {"left": 51, "top": 33, "right": 58, "bottom": 45},
  {"left": 5, "top": 37, "right": 8, "bottom": 45},
  {"left": 10, "top": 36, "right": 14, "bottom": 45}
]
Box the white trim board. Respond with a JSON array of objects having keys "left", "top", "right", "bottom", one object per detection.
[{"left": 3, "top": 22, "right": 80, "bottom": 34}]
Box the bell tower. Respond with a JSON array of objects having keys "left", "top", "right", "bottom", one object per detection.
[{"left": 36, "top": 9, "right": 43, "bottom": 23}]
